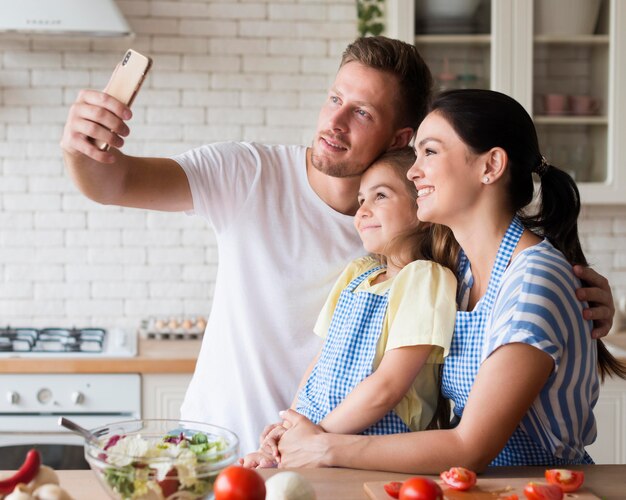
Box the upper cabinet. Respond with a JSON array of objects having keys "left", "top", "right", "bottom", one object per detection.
[{"left": 386, "top": 0, "right": 626, "bottom": 204}]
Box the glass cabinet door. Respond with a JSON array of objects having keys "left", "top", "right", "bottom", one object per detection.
[
  {"left": 532, "top": 0, "right": 609, "bottom": 185},
  {"left": 413, "top": 0, "right": 491, "bottom": 92}
]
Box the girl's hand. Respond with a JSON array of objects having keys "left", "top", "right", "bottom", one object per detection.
[
  {"left": 574, "top": 265, "right": 614, "bottom": 338},
  {"left": 260, "top": 424, "right": 287, "bottom": 459},
  {"left": 238, "top": 450, "right": 278, "bottom": 469},
  {"left": 260, "top": 421, "right": 283, "bottom": 443},
  {"left": 276, "top": 409, "right": 329, "bottom": 468}
]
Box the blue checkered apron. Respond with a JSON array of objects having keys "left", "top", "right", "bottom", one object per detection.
[
  {"left": 296, "top": 266, "right": 411, "bottom": 435},
  {"left": 442, "top": 217, "right": 593, "bottom": 466}
]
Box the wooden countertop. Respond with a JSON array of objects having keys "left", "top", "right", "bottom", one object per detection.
[
  {"left": 26, "top": 465, "right": 626, "bottom": 500},
  {"left": 1, "top": 335, "right": 624, "bottom": 376},
  {"left": 0, "top": 339, "right": 201, "bottom": 374}
]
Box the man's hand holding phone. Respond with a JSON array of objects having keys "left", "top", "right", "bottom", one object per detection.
[{"left": 61, "top": 49, "right": 151, "bottom": 163}]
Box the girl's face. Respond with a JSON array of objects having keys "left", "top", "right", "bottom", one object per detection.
[
  {"left": 408, "top": 111, "right": 484, "bottom": 226},
  {"left": 354, "top": 162, "right": 418, "bottom": 256}
]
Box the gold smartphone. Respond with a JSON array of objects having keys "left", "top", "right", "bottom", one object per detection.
[{"left": 96, "top": 49, "right": 152, "bottom": 151}]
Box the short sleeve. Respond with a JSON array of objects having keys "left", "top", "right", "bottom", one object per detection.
[
  {"left": 171, "top": 142, "right": 261, "bottom": 233},
  {"left": 313, "top": 257, "right": 379, "bottom": 339},
  {"left": 385, "top": 260, "right": 457, "bottom": 358},
  {"left": 484, "top": 246, "right": 591, "bottom": 374}
]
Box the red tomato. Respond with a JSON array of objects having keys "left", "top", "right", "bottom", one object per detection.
[
  {"left": 399, "top": 477, "right": 443, "bottom": 500},
  {"left": 502, "top": 495, "right": 519, "bottom": 500},
  {"left": 384, "top": 481, "right": 403, "bottom": 498},
  {"left": 544, "top": 469, "right": 585, "bottom": 493},
  {"left": 214, "top": 465, "right": 266, "bottom": 500},
  {"left": 439, "top": 466, "right": 477, "bottom": 491},
  {"left": 523, "top": 482, "right": 564, "bottom": 500}
]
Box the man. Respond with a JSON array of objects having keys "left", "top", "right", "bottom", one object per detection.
[{"left": 61, "top": 36, "right": 613, "bottom": 454}]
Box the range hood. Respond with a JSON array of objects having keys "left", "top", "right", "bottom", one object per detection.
[{"left": 0, "top": 0, "right": 132, "bottom": 37}]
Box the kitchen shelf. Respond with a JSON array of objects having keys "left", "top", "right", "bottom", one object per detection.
[
  {"left": 534, "top": 34, "right": 610, "bottom": 45},
  {"left": 414, "top": 34, "right": 491, "bottom": 45},
  {"left": 534, "top": 115, "right": 608, "bottom": 125}
]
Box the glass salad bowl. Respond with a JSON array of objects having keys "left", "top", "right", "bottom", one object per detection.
[{"left": 84, "top": 419, "right": 239, "bottom": 500}]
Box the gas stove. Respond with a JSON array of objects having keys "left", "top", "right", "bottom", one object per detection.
[{"left": 0, "top": 326, "right": 137, "bottom": 358}]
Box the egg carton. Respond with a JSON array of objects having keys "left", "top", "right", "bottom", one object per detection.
[{"left": 138, "top": 316, "right": 207, "bottom": 340}]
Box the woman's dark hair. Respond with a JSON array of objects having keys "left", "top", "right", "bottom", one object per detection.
[{"left": 430, "top": 89, "right": 625, "bottom": 381}]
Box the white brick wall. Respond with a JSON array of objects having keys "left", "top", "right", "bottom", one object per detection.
[{"left": 1, "top": 0, "right": 625, "bottom": 333}]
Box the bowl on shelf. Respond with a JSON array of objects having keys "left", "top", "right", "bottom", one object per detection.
[
  {"left": 415, "top": 0, "right": 482, "bottom": 34},
  {"left": 534, "top": 0, "right": 602, "bottom": 35},
  {"left": 84, "top": 419, "right": 239, "bottom": 500}
]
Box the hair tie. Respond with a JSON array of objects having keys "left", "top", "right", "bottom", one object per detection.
[{"left": 535, "top": 155, "right": 549, "bottom": 177}]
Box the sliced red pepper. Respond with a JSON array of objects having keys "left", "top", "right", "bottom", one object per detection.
[{"left": 0, "top": 448, "right": 41, "bottom": 494}]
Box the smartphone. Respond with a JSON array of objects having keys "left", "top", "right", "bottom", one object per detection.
[{"left": 96, "top": 49, "right": 152, "bottom": 151}]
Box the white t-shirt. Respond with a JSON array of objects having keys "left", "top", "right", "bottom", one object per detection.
[{"left": 173, "top": 142, "right": 364, "bottom": 454}]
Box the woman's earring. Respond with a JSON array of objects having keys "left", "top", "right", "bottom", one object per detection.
[{"left": 483, "top": 176, "right": 489, "bottom": 183}]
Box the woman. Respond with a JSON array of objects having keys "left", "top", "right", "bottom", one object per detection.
[{"left": 273, "top": 89, "right": 626, "bottom": 472}]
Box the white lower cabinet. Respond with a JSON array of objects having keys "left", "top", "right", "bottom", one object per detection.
[
  {"left": 142, "top": 374, "right": 192, "bottom": 420},
  {"left": 587, "top": 377, "right": 626, "bottom": 463},
  {"left": 139, "top": 375, "right": 625, "bottom": 462}
]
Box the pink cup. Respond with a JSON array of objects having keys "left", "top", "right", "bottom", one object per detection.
[
  {"left": 543, "top": 94, "right": 568, "bottom": 115},
  {"left": 570, "top": 95, "right": 600, "bottom": 115}
]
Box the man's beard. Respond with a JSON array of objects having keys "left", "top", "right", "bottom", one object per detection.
[{"left": 310, "top": 140, "right": 363, "bottom": 179}]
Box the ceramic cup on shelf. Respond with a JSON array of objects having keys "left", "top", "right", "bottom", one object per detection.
[
  {"left": 570, "top": 95, "right": 601, "bottom": 116},
  {"left": 543, "top": 93, "right": 569, "bottom": 115}
]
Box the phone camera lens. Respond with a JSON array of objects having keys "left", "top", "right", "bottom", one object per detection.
[{"left": 122, "top": 52, "right": 131, "bottom": 65}]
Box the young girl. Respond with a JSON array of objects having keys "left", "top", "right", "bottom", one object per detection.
[
  {"left": 274, "top": 89, "right": 626, "bottom": 470},
  {"left": 241, "top": 147, "right": 458, "bottom": 467}
]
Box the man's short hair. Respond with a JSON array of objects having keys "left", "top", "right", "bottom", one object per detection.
[{"left": 341, "top": 36, "right": 433, "bottom": 131}]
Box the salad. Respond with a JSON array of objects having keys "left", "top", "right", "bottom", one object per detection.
[{"left": 93, "top": 430, "right": 231, "bottom": 500}]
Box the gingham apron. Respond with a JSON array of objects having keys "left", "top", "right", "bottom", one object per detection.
[
  {"left": 442, "top": 217, "right": 593, "bottom": 465},
  {"left": 296, "top": 266, "right": 411, "bottom": 435}
]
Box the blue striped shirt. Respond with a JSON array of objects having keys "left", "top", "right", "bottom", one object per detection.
[{"left": 476, "top": 239, "right": 600, "bottom": 460}]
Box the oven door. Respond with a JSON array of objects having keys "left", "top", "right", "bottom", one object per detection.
[{"left": 0, "top": 374, "right": 141, "bottom": 469}]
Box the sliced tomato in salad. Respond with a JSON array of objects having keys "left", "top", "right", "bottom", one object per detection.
[
  {"left": 544, "top": 469, "right": 584, "bottom": 492},
  {"left": 439, "top": 466, "right": 477, "bottom": 491},
  {"left": 157, "top": 467, "right": 179, "bottom": 498},
  {"left": 523, "top": 482, "right": 564, "bottom": 500},
  {"left": 383, "top": 481, "right": 403, "bottom": 498}
]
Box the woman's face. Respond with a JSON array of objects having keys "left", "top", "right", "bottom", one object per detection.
[
  {"left": 354, "top": 162, "right": 417, "bottom": 256},
  {"left": 408, "top": 111, "right": 484, "bottom": 227}
]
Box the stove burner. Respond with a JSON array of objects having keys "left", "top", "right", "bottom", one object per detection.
[{"left": 0, "top": 327, "right": 106, "bottom": 354}]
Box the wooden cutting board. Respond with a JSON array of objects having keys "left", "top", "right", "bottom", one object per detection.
[{"left": 364, "top": 477, "right": 601, "bottom": 499}]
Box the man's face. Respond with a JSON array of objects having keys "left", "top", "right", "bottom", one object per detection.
[{"left": 311, "top": 61, "right": 408, "bottom": 178}]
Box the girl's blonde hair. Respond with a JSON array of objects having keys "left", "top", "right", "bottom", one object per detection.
[{"left": 372, "top": 147, "right": 459, "bottom": 274}]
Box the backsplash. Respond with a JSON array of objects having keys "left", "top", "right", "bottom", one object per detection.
[{"left": 0, "top": 0, "right": 624, "bottom": 331}]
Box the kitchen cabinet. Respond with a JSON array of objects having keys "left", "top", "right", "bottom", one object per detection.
[
  {"left": 386, "top": 0, "right": 626, "bottom": 204},
  {"left": 142, "top": 374, "right": 192, "bottom": 420},
  {"left": 588, "top": 376, "right": 626, "bottom": 464}
]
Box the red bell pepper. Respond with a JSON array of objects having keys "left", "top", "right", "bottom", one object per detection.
[{"left": 0, "top": 448, "right": 41, "bottom": 494}]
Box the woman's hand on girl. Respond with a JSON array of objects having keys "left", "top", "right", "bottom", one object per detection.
[{"left": 276, "top": 409, "right": 329, "bottom": 468}]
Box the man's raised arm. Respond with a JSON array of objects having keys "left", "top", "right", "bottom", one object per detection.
[{"left": 61, "top": 89, "right": 191, "bottom": 212}]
